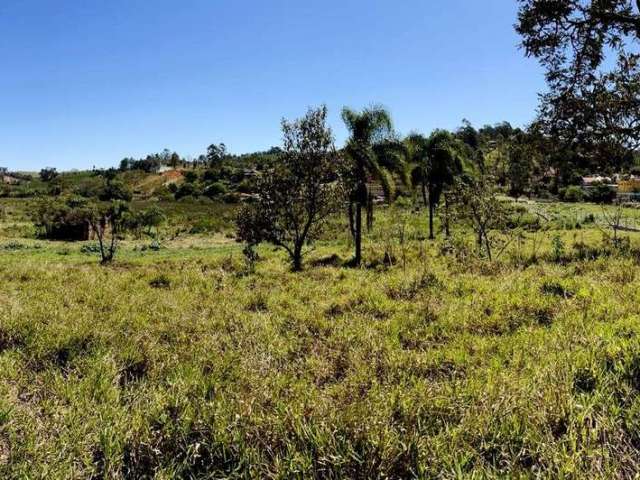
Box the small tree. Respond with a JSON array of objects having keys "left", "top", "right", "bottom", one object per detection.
[
  {"left": 39, "top": 167, "right": 58, "bottom": 182},
  {"left": 84, "top": 201, "right": 131, "bottom": 264},
  {"left": 99, "top": 179, "right": 133, "bottom": 201},
  {"left": 169, "top": 152, "right": 180, "bottom": 169},
  {"left": 601, "top": 201, "right": 626, "bottom": 242},
  {"left": 407, "top": 131, "right": 464, "bottom": 240},
  {"left": 139, "top": 206, "right": 166, "bottom": 237},
  {"left": 206, "top": 143, "right": 227, "bottom": 167},
  {"left": 341, "top": 106, "right": 398, "bottom": 266},
  {"left": 452, "top": 175, "right": 507, "bottom": 261},
  {"left": 236, "top": 106, "right": 341, "bottom": 271}
]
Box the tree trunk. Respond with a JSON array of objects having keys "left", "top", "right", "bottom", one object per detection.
[
  {"left": 354, "top": 202, "right": 362, "bottom": 266},
  {"left": 366, "top": 192, "right": 374, "bottom": 232},
  {"left": 484, "top": 231, "right": 492, "bottom": 261},
  {"left": 347, "top": 203, "right": 356, "bottom": 241},
  {"left": 421, "top": 183, "right": 428, "bottom": 209},
  {"left": 428, "top": 200, "right": 435, "bottom": 240},
  {"left": 444, "top": 194, "right": 450, "bottom": 237},
  {"left": 292, "top": 245, "right": 303, "bottom": 272}
]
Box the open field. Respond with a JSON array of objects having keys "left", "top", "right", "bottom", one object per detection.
[{"left": 1, "top": 198, "right": 640, "bottom": 477}]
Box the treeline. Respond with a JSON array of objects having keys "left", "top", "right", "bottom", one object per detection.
[
  {"left": 236, "top": 105, "right": 541, "bottom": 270},
  {"left": 11, "top": 101, "right": 637, "bottom": 268},
  {"left": 235, "top": 99, "right": 640, "bottom": 271}
]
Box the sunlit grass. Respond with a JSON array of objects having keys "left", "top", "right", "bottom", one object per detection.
[{"left": 1, "top": 198, "right": 640, "bottom": 477}]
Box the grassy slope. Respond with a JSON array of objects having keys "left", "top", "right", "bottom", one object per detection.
[{"left": 1, "top": 199, "right": 640, "bottom": 477}]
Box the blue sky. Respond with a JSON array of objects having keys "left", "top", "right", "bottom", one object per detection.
[{"left": 0, "top": 0, "right": 545, "bottom": 171}]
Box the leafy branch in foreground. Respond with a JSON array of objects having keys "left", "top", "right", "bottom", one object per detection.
[
  {"left": 517, "top": 0, "right": 640, "bottom": 167},
  {"left": 236, "top": 106, "right": 342, "bottom": 271}
]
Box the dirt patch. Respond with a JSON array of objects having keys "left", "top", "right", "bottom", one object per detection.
[
  {"left": 0, "top": 435, "right": 9, "bottom": 466},
  {"left": 161, "top": 170, "right": 184, "bottom": 183}
]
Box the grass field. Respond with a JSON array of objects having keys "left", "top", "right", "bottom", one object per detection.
[{"left": 2, "top": 198, "right": 640, "bottom": 478}]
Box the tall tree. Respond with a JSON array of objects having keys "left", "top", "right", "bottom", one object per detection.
[
  {"left": 169, "top": 152, "right": 180, "bottom": 169},
  {"left": 341, "top": 106, "right": 397, "bottom": 266},
  {"left": 207, "top": 143, "right": 227, "bottom": 167},
  {"left": 407, "top": 131, "right": 464, "bottom": 240},
  {"left": 39, "top": 167, "right": 58, "bottom": 182},
  {"left": 506, "top": 131, "right": 540, "bottom": 198},
  {"left": 517, "top": 0, "right": 640, "bottom": 167}
]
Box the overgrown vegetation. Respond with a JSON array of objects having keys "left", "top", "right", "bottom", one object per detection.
[
  {"left": 3, "top": 2, "right": 640, "bottom": 475},
  {"left": 3, "top": 197, "right": 640, "bottom": 477}
]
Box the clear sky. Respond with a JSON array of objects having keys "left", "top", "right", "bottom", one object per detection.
[{"left": 0, "top": 0, "right": 546, "bottom": 171}]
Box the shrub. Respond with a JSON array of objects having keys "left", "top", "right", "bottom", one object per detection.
[
  {"left": 174, "top": 183, "right": 200, "bottom": 200},
  {"left": 203, "top": 182, "right": 228, "bottom": 198},
  {"left": 149, "top": 274, "right": 171, "bottom": 289},
  {"left": 99, "top": 179, "right": 133, "bottom": 201},
  {"left": 202, "top": 169, "right": 220, "bottom": 182},
  {"left": 39, "top": 167, "right": 58, "bottom": 182},
  {"left": 183, "top": 171, "right": 198, "bottom": 183},
  {"left": 33, "top": 197, "right": 91, "bottom": 241},
  {"left": 587, "top": 183, "right": 616, "bottom": 204},
  {"left": 223, "top": 192, "right": 242, "bottom": 204},
  {"left": 561, "top": 185, "right": 584, "bottom": 202}
]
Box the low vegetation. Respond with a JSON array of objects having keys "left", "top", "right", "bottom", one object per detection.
[{"left": 2, "top": 196, "right": 640, "bottom": 477}]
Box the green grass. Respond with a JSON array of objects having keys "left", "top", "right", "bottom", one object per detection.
[{"left": 2, "top": 198, "right": 640, "bottom": 477}]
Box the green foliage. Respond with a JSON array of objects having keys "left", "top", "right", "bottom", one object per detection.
[
  {"left": 4, "top": 202, "right": 640, "bottom": 476},
  {"left": 517, "top": 0, "right": 640, "bottom": 168},
  {"left": 238, "top": 106, "right": 342, "bottom": 271},
  {"left": 33, "top": 196, "right": 92, "bottom": 241},
  {"left": 587, "top": 183, "right": 617, "bottom": 204},
  {"left": 341, "top": 105, "right": 398, "bottom": 265},
  {"left": 551, "top": 234, "right": 565, "bottom": 262},
  {"left": 206, "top": 143, "right": 227, "bottom": 167},
  {"left": 174, "top": 182, "right": 200, "bottom": 200},
  {"left": 203, "top": 181, "right": 228, "bottom": 198},
  {"left": 39, "top": 167, "right": 58, "bottom": 182},
  {"left": 98, "top": 179, "right": 133, "bottom": 202},
  {"left": 560, "top": 185, "right": 585, "bottom": 203},
  {"left": 183, "top": 171, "right": 198, "bottom": 183}
]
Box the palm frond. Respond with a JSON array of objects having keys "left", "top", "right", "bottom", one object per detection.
[{"left": 371, "top": 163, "right": 396, "bottom": 203}]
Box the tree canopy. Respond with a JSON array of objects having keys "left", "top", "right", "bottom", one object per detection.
[{"left": 517, "top": 0, "right": 640, "bottom": 168}]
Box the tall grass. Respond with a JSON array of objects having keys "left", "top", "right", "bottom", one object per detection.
[{"left": 1, "top": 199, "right": 640, "bottom": 477}]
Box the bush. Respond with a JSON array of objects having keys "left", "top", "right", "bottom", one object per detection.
[
  {"left": 587, "top": 183, "right": 616, "bottom": 204},
  {"left": 203, "top": 182, "right": 228, "bottom": 198},
  {"left": 183, "top": 171, "right": 198, "bottom": 183},
  {"left": 202, "top": 169, "right": 220, "bottom": 182},
  {"left": 80, "top": 243, "right": 102, "bottom": 254},
  {"left": 174, "top": 183, "right": 200, "bottom": 200},
  {"left": 189, "top": 218, "right": 219, "bottom": 234},
  {"left": 561, "top": 185, "right": 584, "bottom": 202},
  {"left": 73, "top": 178, "right": 104, "bottom": 198},
  {"left": 34, "top": 197, "right": 91, "bottom": 241},
  {"left": 99, "top": 180, "right": 133, "bottom": 201},
  {"left": 236, "top": 178, "right": 255, "bottom": 194},
  {"left": 39, "top": 167, "right": 58, "bottom": 182},
  {"left": 223, "top": 192, "right": 242, "bottom": 204}
]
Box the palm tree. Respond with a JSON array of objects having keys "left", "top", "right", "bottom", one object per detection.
[
  {"left": 341, "top": 106, "right": 400, "bottom": 266},
  {"left": 406, "top": 130, "right": 464, "bottom": 240}
]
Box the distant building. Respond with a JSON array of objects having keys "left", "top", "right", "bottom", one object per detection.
[{"left": 582, "top": 175, "right": 613, "bottom": 186}]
